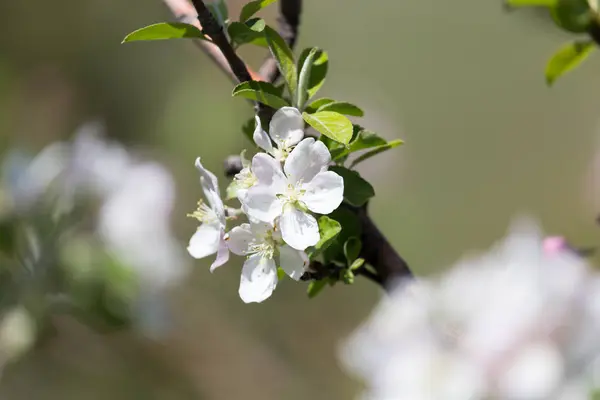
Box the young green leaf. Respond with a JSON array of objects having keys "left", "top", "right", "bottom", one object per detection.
[
  {"left": 342, "top": 269, "right": 355, "bottom": 284},
  {"left": 330, "top": 166, "right": 375, "bottom": 207},
  {"left": 314, "top": 216, "right": 342, "bottom": 253},
  {"left": 550, "top": 0, "right": 593, "bottom": 33},
  {"left": 264, "top": 26, "right": 298, "bottom": 102},
  {"left": 349, "top": 139, "right": 404, "bottom": 168},
  {"left": 349, "top": 258, "right": 365, "bottom": 271},
  {"left": 505, "top": 0, "right": 557, "bottom": 6},
  {"left": 322, "top": 208, "right": 362, "bottom": 265},
  {"left": 239, "top": 0, "right": 278, "bottom": 22},
  {"left": 298, "top": 48, "right": 329, "bottom": 99},
  {"left": 228, "top": 18, "right": 267, "bottom": 47},
  {"left": 306, "top": 98, "right": 335, "bottom": 113},
  {"left": 122, "top": 22, "right": 207, "bottom": 43},
  {"left": 277, "top": 267, "right": 286, "bottom": 281},
  {"left": 307, "top": 279, "right": 327, "bottom": 298},
  {"left": 344, "top": 237, "right": 362, "bottom": 264},
  {"left": 545, "top": 40, "right": 595, "bottom": 86},
  {"left": 350, "top": 129, "right": 388, "bottom": 152},
  {"left": 316, "top": 101, "right": 364, "bottom": 117},
  {"left": 232, "top": 81, "right": 290, "bottom": 108},
  {"left": 297, "top": 48, "right": 320, "bottom": 109},
  {"left": 302, "top": 111, "right": 353, "bottom": 144}
]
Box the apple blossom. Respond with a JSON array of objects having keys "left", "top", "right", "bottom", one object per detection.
[{"left": 253, "top": 107, "right": 304, "bottom": 161}]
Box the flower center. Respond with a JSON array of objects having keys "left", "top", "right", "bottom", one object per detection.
[
  {"left": 187, "top": 199, "right": 218, "bottom": 224},
  {"left": 248, "top": 228, "right": 278, "bottom": 259},
  {"left": 234, "top": 167, "right": 257, "bottom": 189}
]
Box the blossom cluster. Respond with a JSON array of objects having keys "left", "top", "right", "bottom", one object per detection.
[
  {"left": 340, "top": 218, "right": 600, "bottom": 400},
  {"left": 187, "top": 107, "right": 345, "bottom": 303}
]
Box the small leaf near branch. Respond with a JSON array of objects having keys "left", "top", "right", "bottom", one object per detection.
[
  {"left": 240, "top": 0, "right": 278, "bottom": 22},
  {"left": 228, "top": 18, "right": 267, "bottom": 48},
  {"left": 349, "top": 139, "right": 404, "bottom": 168},
  {"left": 302, "top": 111, "right": 353, "bottom": 144},
  {"left": 306, "top": 98, "right": 335, "bottom": 113},
  {"left": 307, "top": 280, "right": 327, "bottom": 298},
  {"left": 344, "top": 237, "right": 362, "bottom": 264},
  {"left": 232, "top": 81, "right": 290, "bottom": 108},
  {"left": 550, "top": 0, "right": 593, "bottom": 33},
  {"left": 349, "top": 258, "right": 365, "bottom": 271},
  {"left": 297, "top": 48, "right": 320, "bottom": 110},
  {"left": 317, "top": 101, "right": 364, "bottom": 117},
  {"left": 298, "top": 48, "right": 328, "bottom": 99},
  {"left": 264, "top": 26, "right": 298, "bottom": 102},
  {"left": 122, "top": 23, "right": 207, "bottom": 43},
  {"left": 330, "top": 166, "right": 375, "bottom": 207},
  {"left": 307, "top": 216, "right": 342, "bottom": 259},
  {"left": 545, "top": 40, "right": 595, "bottom": 86}
]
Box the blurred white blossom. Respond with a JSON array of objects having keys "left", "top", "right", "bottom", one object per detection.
[
  {"left": 0, "top": 306, "right": 36, "bottom": 365},
  {"left": 341, "top": 218, "right": 600, "bottom": 400}
]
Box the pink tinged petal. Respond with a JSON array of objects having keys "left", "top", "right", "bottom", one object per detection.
[
  {"left": 284, "top": 138, "right": 331, "bottom": 184},
  {"left": 279, "top": 245, "right": 309, "bottom": 281},
  {"left": 210, "top": 234, "right": 230, "bottom": 272},
  {"left": 280, "top": 205, "right": 319, "bottom": 251},
  {"left": 243, "top": 185, "right": 284, "bottom": 223},
  {"left": 269, "top": 107, "right": 304, "bottom": 148},
  {"left": 226, "top": 224, "right": 255, "bottom": 256},
  {"left": 251, "top": 153, "right": 287, "bottom": 191},
  {"left": 238, "top": 254, "right": 278, "bottom": 303},
  {"left": 252, "top": 115, "right": 273, "bottom": 153},
  {"left": 195, "top": 157, "right": 225, "bottom": 218},
  {"left": 187, "top": 222, "right": 221, "bottom": 259},
  {"left": 302, "top": 170, "right": 344, "bottom": 214}
]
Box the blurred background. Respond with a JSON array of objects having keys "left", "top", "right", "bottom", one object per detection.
[{"left": 1, "top": 0, "right": 600, "bottom": 398}]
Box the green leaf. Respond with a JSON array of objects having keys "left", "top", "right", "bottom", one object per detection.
[
  {"left": 349, "top": 139, "right": 404, "bottom": 168},
  {"left": 297, "top": 48, "right": 320, "bottom": 109},
  {"left": 307, "top": 280, "right": 327, "bottom": 298},
  {"left": 550, "top": 0, "right": 593, "bottom": 33},
  {"left": 298, "top": 48, "right": 328, "bottom": 99},
  {"left": 232, "top": 81, "right": 290, "bottom": 108},
  {"left": 505, "top": 0, "right": 557, "bottom": 6},
  {"left": 122, "top": 22, "right": 206, "bottom": 43},
  {"left": 277, "top": 267, "right": 286, "bottom": 281},
  {"left": 330, "top": 166, "right": 375, "bottom": 207},
  {"left": 306, "top": 98, "right": 335, "bottom": 113},
  {"left": 240, "top": 0, "right": 278, "bottom": 22},
  {"left": 264, "top": 26, "right": 298, "bottom": 101},
  {"left": 228, "top": 18, "right": 267, "bottom": 48},
  {"left": 322, "top": 208, "right": 362, "bottom": 265},
  {"left": 302, "top": 111, "right": 353, "bottom": 144},
  {"left": 349, "top": 258, "right": 365, "bottom": 271},
  {"left": 317, "top": 102, "right": 364, "bottom": 117},
  {"left": 307, "top": 216, "right": 342, "bottom": 259},
  {"left": 545, "top": 40, "right": 595, "bottom": 86},
  {"left": 343, "top": 237, "right": 362, "bottom": 264},
  {"left": 350, "top": 129, "right": 388, "bottom": 152},
  {"left": 207, "top": 0, "right": 229, "bottom": 25}
]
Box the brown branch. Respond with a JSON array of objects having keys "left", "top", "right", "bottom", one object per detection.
[
  {"left": 259, "top": 0, "right": 303, "bottom": 83},
  {"left": 162, "top": 0, "right": 263, "bottom": 82}
]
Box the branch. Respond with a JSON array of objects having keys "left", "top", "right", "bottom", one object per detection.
[
  {"left": 259, "top": 0, "right": 303, "bottom": 83},
  {"left": 162, "top": 0, "right": 263, "bottom": 82}
]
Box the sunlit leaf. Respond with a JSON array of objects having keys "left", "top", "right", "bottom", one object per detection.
[
  {"left": 264, "top": 26, "right": 297, "bottom": 101},
  {"left": 349, "top": 139, "right": 404, "bottom": 168},
  {"left": 240, "top": 0, "right": 278, "bottom": 22},
  {"left": 302, "top": 111, "right": 353, "bottom": 144},
  {"left": 232, "top": 81, "right": 290, "bottom": 108},
  {"left": 545, "top": 40, "right": 595, "bottom": 85},
  {"left": 122, "top": 22, "right": 207, "bottom": 43}
]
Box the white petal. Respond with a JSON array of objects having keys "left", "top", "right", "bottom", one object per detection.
[
  {"left": 195, "top": 157, "right": 225, "bottom": 218},
  {"left": 210, "top": 235, "right": 230, "bottom": 272},
  {"left": 280, "top": 205, "right": 319, "bottom": 250},
  {"left": 284, "top": 138, "right": 331, "bottom": 184},
  {"left": 187, "top": 222, "right": 221, "bottom": 259},
  {"left": 243, "top": 185, "right": 283, "bottom": 223},
  {"left": 269, "top": 107, "right": 304, "bottom": 149},
  {"left": 302, "top": 171, "right": 344, "bottom": 214},
  {"left": 279, "top": 245, "right": 309, "bottom": 281},
  {"left": 239, "top": 254, "right": 278, "bottom": 303},
  {"left": 252, "top": 115, "right": 273, "bottom": 153},
  {"left": 226, "top": 224, "right": 255, "bottom": 256},
  {"left": 251, "top": 153, "right": 287, "bottom": 192}
]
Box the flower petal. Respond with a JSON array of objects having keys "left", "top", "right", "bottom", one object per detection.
[
  {"left": 210, "top": 234, "right": 230, "bottom": 272},
  {"left": 226, "top": 223, "right": 254, "bottom": 256},
  {"left": 284, "top": 138, "right": 331, "bottom": 184},
  {"left": 252, "top": 153, "right": 286, "bottom": 192},
  {"left": 279, "top": 245, "right": 309, "bottom": 281},
  {"left": 243, "top": 185, "right": 283, "bottom": 223},
  {"left": 280, "top": 204, "right": 319, "bottom": 250},
  {"left": 302, "top": 171, "right": 344, "bottom": 214},
  {"left": 239, "top": 253, "right": 278, "bottom": 303},
  {"left": 187, "top": 222, "right": 221, "bottom": 259},
  {"left": 252, "top": 115, "right": 274, "bottom": 153},
  {"left": 269, "top": 107, "right": 304, "bottom": 149},
  {"left": 195, "top": 157, "right": 225, "bottom": 219}
]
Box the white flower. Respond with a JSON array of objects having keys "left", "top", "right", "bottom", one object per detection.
[
  {"left": 227, "top": 151, "right": 257, "bottom": 202},
  {"left": 341, "top": 218, "right": 600, "bottom": 400},
  {"left": 226, "top": 221, "right": 309, "bottom": 303},
  {"left": 243, "top": 138, "right": 344, "bottom": 250},
  {"left": 253, "top": 107, "right": 304, "bottom": 161},
  {"left": 187, "top": 158, "right": 229, "bottom": 271}
]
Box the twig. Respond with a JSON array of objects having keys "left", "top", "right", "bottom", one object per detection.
[
  {"left": 162, "top": 0, "right": 263, "bottom": 82},
  {"left": 259, "top": 0, "right": 303, "bottom": 83}
]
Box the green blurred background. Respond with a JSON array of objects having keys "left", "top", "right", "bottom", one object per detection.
[{"left": 1, "top": 0, "right": 600, "bottom": 398}]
